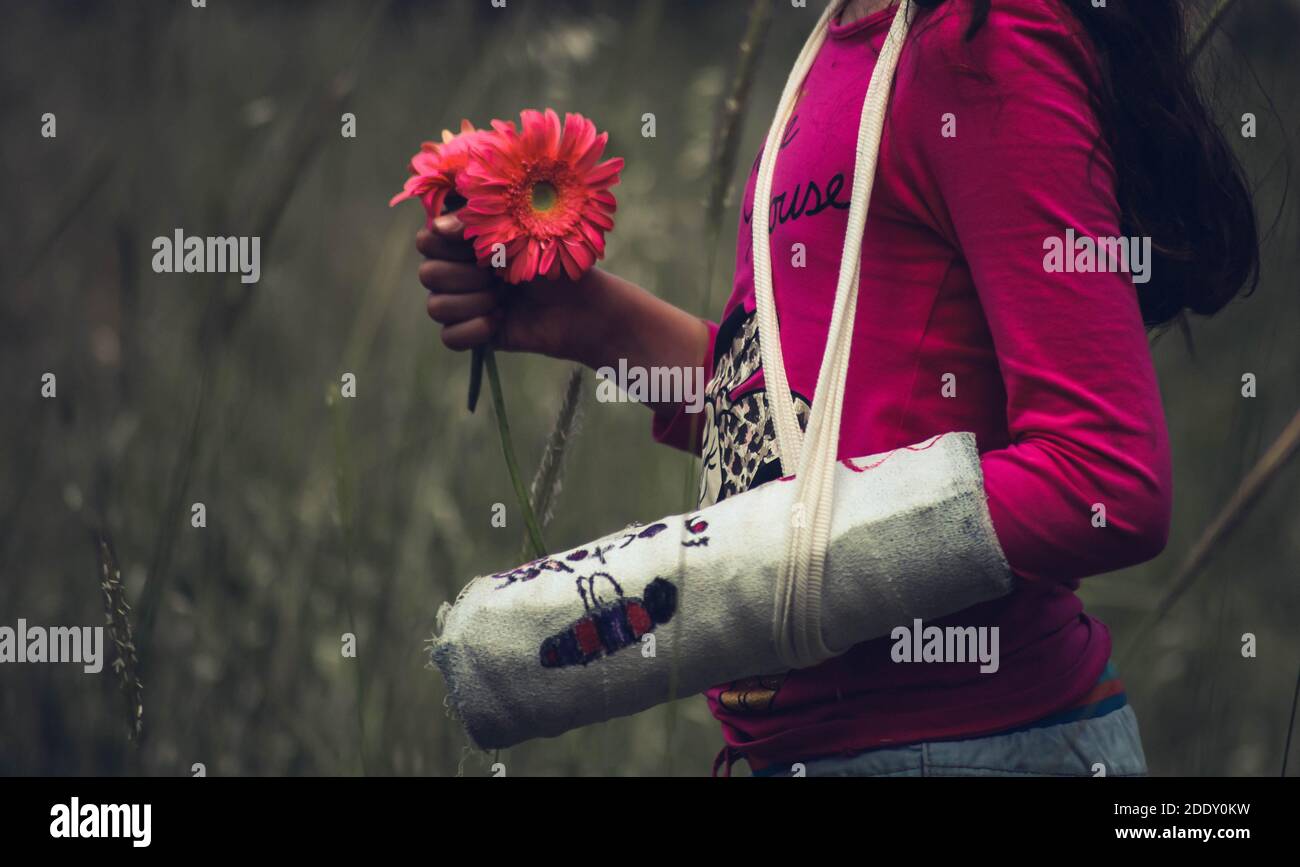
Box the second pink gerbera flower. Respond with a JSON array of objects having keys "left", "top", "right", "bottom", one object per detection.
[
  {"left": 389, "top": 119, "right": 486, "bottom": 228},
  {"left": 456, "top": 109, "right": 624, "bottom": 285}
]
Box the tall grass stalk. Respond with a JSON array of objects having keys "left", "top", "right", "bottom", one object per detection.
[
  {"left": 1122, "top": 406, "right": 1300, "bottom": 664},
  {"left": 1284, "top": 661, "right": 1300, "bottom": 776},
  {"left": 329, "top": 386, "right": 370, "bottom": 776},
  {"left": 521, "top": 367, "right": 585, "bottom": 559},
  {"left": 94, "top": 531, "right": 144, "bottom": 745},
  {"left": 687, "top": 0, "right": 774, "bottom": 507},
  {"left": 1190, "top": 0, "right": 1244, "bottom": 62}
]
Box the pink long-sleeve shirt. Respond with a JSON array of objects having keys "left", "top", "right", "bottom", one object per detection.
[{"left": 652, "top": 0, "right": 1172, "bottom": 770}]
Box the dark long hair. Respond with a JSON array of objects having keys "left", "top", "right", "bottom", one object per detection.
[{"left": 910, "top": 0, "right": 1260, "bottom": 329}]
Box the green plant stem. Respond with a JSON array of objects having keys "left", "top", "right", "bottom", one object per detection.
[
  {"left": 1189, "top": 0, "right": 1242, "bottom": 63},
  {"left": 467, "top": 345, "right": 485, "bottom": 412},
  {"left": 484, "top": 347, "right": 547, "bottom": 559}
]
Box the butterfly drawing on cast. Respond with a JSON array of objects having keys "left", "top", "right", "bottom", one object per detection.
[{"left": 539, "top": 573, "right": 678, "bottom": 669}]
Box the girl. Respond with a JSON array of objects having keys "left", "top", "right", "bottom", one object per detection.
[{"left": 414, "top": 0, "right": 1258, "bottom": 776}]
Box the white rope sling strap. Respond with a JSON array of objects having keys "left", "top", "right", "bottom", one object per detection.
[{"left": 754, "top": 0, "right": 917, "bottom": 671}]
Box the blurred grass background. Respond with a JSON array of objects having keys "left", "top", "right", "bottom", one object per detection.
[{"left": 0, "top": 0, "right": 1297, "bottom": 776}]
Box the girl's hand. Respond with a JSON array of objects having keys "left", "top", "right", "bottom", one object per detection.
[
  {"left": 416, "top": 214, "right": 605, "bottom": 365},
  {"left": 414, "top": 213, "right": 712, "bottom": 416}
]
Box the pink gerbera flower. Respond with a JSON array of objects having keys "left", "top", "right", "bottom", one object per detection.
[
  {"left": 389, "top": 119, "right": 484, "bottom": 227},
  {"left": 456, "top": 109, "right": 623, "bottom": 284}
]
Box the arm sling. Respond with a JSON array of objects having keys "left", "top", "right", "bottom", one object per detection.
[{"left": 430, "top": 0, "right": 1015, "bottom": 750}]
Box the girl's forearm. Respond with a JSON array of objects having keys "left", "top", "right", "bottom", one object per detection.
[{"left": 573, "top": 269, "right": 711, "bottom": 418}]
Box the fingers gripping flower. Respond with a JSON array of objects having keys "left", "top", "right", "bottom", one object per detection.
[
  {"left": 389, "top": 119, "right": 485, "bottom": 227},
  {"left": 456, "top": 109, "right": 623, "bottom": 285}
]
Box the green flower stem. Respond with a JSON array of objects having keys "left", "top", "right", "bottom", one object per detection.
[
  {"left": 483, "top": 346, "right": 548, "bottom": 559},
  {"left": 467, "top": 345, "right": 485, "bottom": 413}
]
